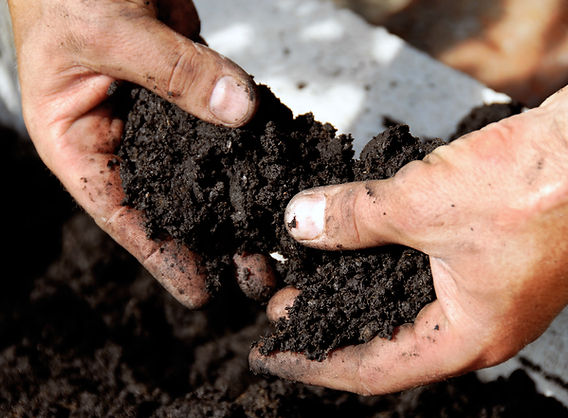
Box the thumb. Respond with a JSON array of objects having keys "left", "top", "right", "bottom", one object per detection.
[
  {"left": 284, "top": 161, "right": 440, "bottom": 251},
  {"left": 87, "top": 15, "right": 257, "bottom": 127}
]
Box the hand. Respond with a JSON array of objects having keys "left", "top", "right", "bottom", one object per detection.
[
  {"left": 250, "top": 87, "right": 568, "bottom": 394},
  {"left": 8, "top": 0, "right": 260, "bottom": 308}
]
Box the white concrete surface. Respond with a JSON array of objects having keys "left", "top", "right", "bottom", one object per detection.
[
  {"left": 196, "top": 0, "right": 509, "bottom": 154},
  {"left": 195, "top": 0, "right": 568, "bottom": 405}
]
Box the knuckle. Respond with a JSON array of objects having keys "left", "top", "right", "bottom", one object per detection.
[
  {"left": 166, "top": 46, "right": 203, "bottom": 99},
  {"left": 388, "top": 160, "right": 440, "bottom": 237}
]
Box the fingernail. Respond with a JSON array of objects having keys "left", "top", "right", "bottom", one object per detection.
[
  {"left": 209, "top": 75, "right": 253, "bottom": 125},
  {"left": 267, "top": 286, "right": 300, "bottom": 322},
  {"left": 285, "top": 193, "right": 326, "bottom": 240}
]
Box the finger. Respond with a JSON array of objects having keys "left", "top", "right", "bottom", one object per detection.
[
  {"left": 44, "top": 104, "right": 210, "bottom": 309},
  {"left": 233, "top": 253, "right": 277, "bottom": 302},
  {"left": 283, "top": 179, "right": 409, "bottom": 250},
  {"left": 266, "top": 286, "right": 300, "bottom": 322},
  {"left": 83, "top": 14, "right": 257, "bottom": 127},
  {"left": 250, "top": 301, "right": 486, "bottom": 395},
  {"left": 284, "top": 147, "right": 461, "bottom": 253},
  {"left": 101, "top": 206, "right": 210, "bottom": 309}
]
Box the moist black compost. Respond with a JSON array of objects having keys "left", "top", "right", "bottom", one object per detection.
[{"left": 118, "top": 85, "right": 444, "bottom": 360}]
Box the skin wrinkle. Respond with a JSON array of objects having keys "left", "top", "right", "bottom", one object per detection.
[
  {"left": 429, "top": 260, "right": 466, "bottom": 328},
  {"left": 348, "top": 189, "right": 362, "bottom": 247},
  {"left": 62, "top": 29, "right": 88, "bottom": 55},
  {"left": 166, "top": 46, "right": 191, "bottom": 98},
  {"left": 44, "top": 73, "right": 115, "bottom": 140},
  {"left": 322, "top": 213, "right": 337, "bottom": 243},
  {"left": 169, "top": 43, "right": 222, "bottom": 106},
  {"left": 356, "top": 347, "right": 373, "bottom": 396},
  {"left": 98, "top": 204, "right": 131, "bottom": 235},
  {"left": 388, "top": 167, "right": 439, "bottom": 243}
]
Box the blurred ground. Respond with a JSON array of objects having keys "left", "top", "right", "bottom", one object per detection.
[{"left": 330, "top": 0, "right": 568, "bottom": 107}]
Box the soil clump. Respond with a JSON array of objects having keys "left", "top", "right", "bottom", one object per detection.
[{"left": 118, "top": 86, "right": 443, "bottom": 360}]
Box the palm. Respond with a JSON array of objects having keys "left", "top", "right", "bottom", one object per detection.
[{"left": 31, "top": 68, "right": 211, "bottom": 307}]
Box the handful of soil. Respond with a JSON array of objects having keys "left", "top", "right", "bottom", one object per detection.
[{"left": 117, "top": 85, "right": 518, "bottom": 360}]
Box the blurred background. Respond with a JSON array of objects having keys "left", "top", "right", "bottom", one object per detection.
[{"left": 329, "top": 0, "right": 568, "bottom": 107}]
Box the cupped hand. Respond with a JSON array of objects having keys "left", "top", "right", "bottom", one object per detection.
[
  {"left": 250, "top": 87, "right": 568, "bottom": 394},
  {"left": 8, "top": 0, "right": 262, "bottom": 308}
]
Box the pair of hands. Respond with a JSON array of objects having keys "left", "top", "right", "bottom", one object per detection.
[{"left": 9, "top": 0, "right": 568, "bottom": 395}]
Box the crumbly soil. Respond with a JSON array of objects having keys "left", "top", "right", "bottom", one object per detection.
[
  {"left": 259, "top": 125, "right": 443, "bottom": 359},
  {"left": 118, "top": 86, "right": 443, "bottom": 360},
  {"left": 2, "top": 122, "right": 567, "bottom": 416},
  {"left": 449, "top": 101, "right": 525, "bottom": 140},
  {"left": 117, "top": 85, "right": 524, "bottom": 360},
  {"left": 117, "top": 85, "right": 355, "bottom": 291}
]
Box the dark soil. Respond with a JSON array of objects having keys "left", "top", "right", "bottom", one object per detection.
[
  {"left": 2, "top": 119, "right": 568, "bottom": 416},
  {"left": 118, "top": 86, "right": 442, "bottom": 360},
  {"left": 449, "top": 101, "right": 525, "bottom": 141},
  {"left": 117, "top": 86, "right": 525, "bottom": 361},
  {"left": 259, "top": 125, "right": 443, "bottom": 359},
  {"left": 117, "top": 85, "right": 355, "bottom": 292}
]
